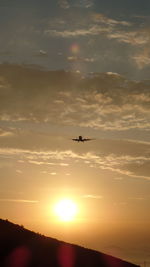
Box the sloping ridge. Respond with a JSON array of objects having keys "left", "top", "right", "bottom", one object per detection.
[{"left": 0, "top": 219, "right": 140, "bottom": 267}]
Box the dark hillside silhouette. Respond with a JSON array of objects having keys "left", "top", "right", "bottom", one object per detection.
[{"left": 0, "top": 219, "right": 140, "bottom": 267}]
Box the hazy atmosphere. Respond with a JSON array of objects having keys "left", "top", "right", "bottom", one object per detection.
[{"left": 0, "top": 1, "right": 150, "bottom": 266}]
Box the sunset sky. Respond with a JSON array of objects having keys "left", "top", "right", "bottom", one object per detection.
[{"left": 0, "top": 0, "right": 150, "bottom": 266}]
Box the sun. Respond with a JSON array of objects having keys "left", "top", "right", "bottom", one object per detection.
[{"left": 54, "top": 199, "right": 77, "bottom": 222}]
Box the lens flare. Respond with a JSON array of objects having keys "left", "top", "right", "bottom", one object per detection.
[{"left": 70, "top": 43, "right": 80, "bottom": 54}]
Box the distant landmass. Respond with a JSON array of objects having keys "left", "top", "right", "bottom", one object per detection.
[{"left": 0, "top": 219, "right": 140, "bottom": 267}]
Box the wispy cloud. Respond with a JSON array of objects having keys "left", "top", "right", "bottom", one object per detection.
[
  {"left": 0, "top": 130, "right": 14, "bottom": 137},
  {"left": 28, "top": 160, "right": 54, "bottom": 165},
  {"left": 128, "top": 197, "right": 145, "bottom": 200},
  {"left": 34, "top": 50, "right": 48, "bottom": 57},
  {"left": 0, "top": 65, "right": 149, "bottom": 132},
  {"left": 16, "top": 169, "right": 22, "bottom": 173},
  {"left": 92, "top": 13, "right": 131, "bottom": 26},
  {"left": 67, "top": 56, "right": 95, "bottom": 62},
  {"left": 0, "top": 145, "right": 149, "bottom": 180},
  {"left": 134, "top": 55, "right": 150, "bottom": 69},
  {"left": 108, "top": 30, "right": 149, "bottom": 45},
  {"left": 82, "top": 0, "right": 94, "bottom": 8},
  {"left": 44, "top": 12, "right": 150, "bottom": 59},
  {"left": 0, "top": 199, "right": 39, "bottom": 203},
  {"left": 82, "top": 194, "right": 103, "bottom": 199},
  {"left": 74, "top": 0, "right": 94, "bottom": 8},
  {"left": 58, "top": 0, "right": 70, "bottom": 9},
  {"left": 28, "top": 160, "right": 69, "bottom": 166},
  {"left": 45, "top": 13, "right": 133, "bottom": 43},
  {"left": 0, "top": 127, "right": 15, "bottom": 137},
  {"left": 58, "top": 0, "right": 94, "bottom": 9},
  {"left": 44, "top": 25, "right": 110, "bottom": 38}
]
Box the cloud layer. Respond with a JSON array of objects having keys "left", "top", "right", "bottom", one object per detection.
[
  {"left": 0, "top": 64, "right": 149, "bottom": 131},
  {"left": 0, "top": 64, "right": 149, "bottom": 180},
  {"left": 0, "top": 136, "right": 149, "bottom": 180}
]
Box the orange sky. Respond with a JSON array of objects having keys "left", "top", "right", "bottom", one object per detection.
[{"left": 0, "top": 1, "right": 150, "bottom": 266}]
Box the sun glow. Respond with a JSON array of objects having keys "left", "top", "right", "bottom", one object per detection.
[{"left": 54, "top": 199, "right": 77, "bottom": 222}]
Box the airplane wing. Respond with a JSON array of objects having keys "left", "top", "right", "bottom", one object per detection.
[
  {"left": 83, "top": 138, "right": 94, "bottom": 141},
  {"left": 72, "top": 138, "right": 79, "bottom": 141}
]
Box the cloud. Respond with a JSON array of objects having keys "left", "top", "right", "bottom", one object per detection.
[
  {"left": 0, "top": 64, "right": 150, "bottom": 131},
  {"left": 82, "top": 0, "right": 94, "bottom": 8},
  {"left": 67, "top": 56, "right": 95, "bottom": 62},
  {"left": 44, "top": 25, "right": 110, "bottom": 38},
  {"left": 28, "top": 160, "right": 69, "bottom": 167},
  {"left": 107, "top": 30, "right": 149, "bottom": 45},
  {"left": 0, "top": 128, "right": 14, "bottom": 137},
  {"left": 58, "top": 0, "right": 94, "bottom": 9},
  {"left": 44, "top": 12, "right": 129, "bottom": 40},
  {"left": 28, "top": 160, "right": 55, "bottom": 165},
  {"left": 44, "top": 12, "right": 150, "bottom": 60},
  {"left": 133, "top": 55, "right": 150, "bottom": 69},
  {"left": 16, "top": 169, "right": 22, "bottom": 173},
  {"left": 128, "top": 197, "right": 145, "bottom": 200},
  {"left": 92, "top": 13, "right": 131, "bottom": 27},
  {"left": 0, "top": 199, "right": 39, "bottom": 203},
  {"left": 73, "top": 0, "right": 94, "bottom": 8},
  {"left": 0, "top": 126, "right": 16, "bottom": 137},
  {"left": 0, "top": 139, "right": 149, "bottom": 180},
  {"left": 44, "top": 13, "right": 132, "bottom": 41},
  {"left": 82, "top": 194, "right": 103, "bottom": 199},
  {"left": 35, "top": 50, "right": 48, "bottom": 57},
  {"left": 58, "top": 0, "right": 70, "bottom": 9},
  {"left": 132, "top": 45, "right": 150, "bottom": 69}
]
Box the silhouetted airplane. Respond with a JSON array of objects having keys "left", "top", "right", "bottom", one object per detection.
[{"left": 72, "top": 136, "right": 93, "bottom": 142}]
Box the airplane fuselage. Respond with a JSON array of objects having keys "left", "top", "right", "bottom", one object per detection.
[
  {"left": 72, "top": 136, "right": 93, "bottom": 142},
  {"left": 79, "top": 135, "right": 84, "bottom": 142},
  {"left": 73, "top": 136, "right": 86, "bottom": 142}
]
